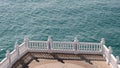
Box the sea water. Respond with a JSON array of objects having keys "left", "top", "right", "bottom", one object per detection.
[{"left": 0, "top": 0, "right": 120, "bottom": 61}]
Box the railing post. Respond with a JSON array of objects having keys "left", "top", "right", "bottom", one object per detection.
[
  {"left": 116, "top": 56, "right": 119, "bottom": 68},
  {"left": 100, "top": 38, "right": 105, "bottom": 54},
  {"left": 47, "top": 36, "right": 52, "bottom": 51},
  {"left": 24, "top": 36, "right": 29, "bottom": 49},
  {"left": 74, "top": 36, "right": 78, "bottom": 54},
  {"left": 14, "top": 40, "right": 19, "bottom": 59},
  {"left": 6, "top": 50, "right": 11, "bottom": 68},
  {"left": 108, "top": 46, "right": 112, "bottom": 64}
]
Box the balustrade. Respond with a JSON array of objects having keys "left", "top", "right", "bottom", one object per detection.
[{"left": 0, "top": 36, "right": 119, "bottom": 68}]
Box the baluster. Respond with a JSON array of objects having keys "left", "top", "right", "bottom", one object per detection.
[
  {"left": 33, "top": 42, "right": 35, "bottom": 49},
  {"left": 101, "top": 38, "right": 105, "bottom": 54},
  {"left": 108, "top": 46, "right": 112, "bottom": 64},
  {"left": 116, "top": 56, "right": 119, "bottom": 68},
  {"left": 80, "top": 44, "right": 82, "bottom": 51},
  {"left": 63, "top": 43, "right": 65, "bottom": 51},
  {"left": 24, "top": 36, "right": 29, "bottom": 49},
  {"left": 57, "top": 43, "right": 58, "bottom": 50},
  {"left": 44, "top": 42, "right": 46, "bottom": 49},
  {"left": 6, "top": 50, "right": 11, "bottom": 67},
  {"left": 86, "top": 44, "right": 88, "bottom": 51},
  {"left": 94, "top": 44, "right": 96, "bottom": 52},
  {"left": 14, "top": 40, "right": 19, "bottom": 58},
  {"left": 81, "top": 44, "right": 84, "bottom": 51},
  {"left": 98, "top": 44, "right": 100, "bottom": 51},
  {"left": 42, "top": 43, "right": 44, "bottom": 49},
  {"left": 85, "top": 44, "right": 87, "bottom": 51},
  {"left": 53, "top": 43, "right": 55, "bottom": 49},
  {"left": 39, "top": 43, "right": 42, "bottom": 49},
  {"left": 77, "top": 44, "right": 79, "bottom": 51},
  {"left": 82, "top": 44, "right": 83, "bottom": 51},
  {"left": 86, "top": 44, "right": 87, "bottom": 51},
  {"left": 97, "top": 44, "right": 99, "bottom": 51},
  {"left": 92, "top": 44, "right": 94, "bottom": 52},
  {"left": 89, "top": 44, "right": 92, "bottom": 51},
  {"left": 31, "top": 42, "right": 32, "bottom": 49},
  {"left": 95, "top": 44, "right": 97, "bottom": 51},
  {"left": 35, "top": 42, "right": 38, "bottom": 49},
  {"left": 87, "top": 44, "right": 89, "bottom": 51},
  {"left": 47, "top": 36, "right": 52, "bottom": 50},
  {"left": 84, "top": 44, "right": 86, "bottom": 51},
  {"left": 32, "top": 42, "right": 33, "bottom": 49},
  {"left": 88, "top": 44, "right": 90, "bottom": 52},
  {"left": 38, "top": 42, "right": 39, "bottom": 49},
  {"left": 98, "top": 44, "right": 99, "bottom": 51},
  {"left": 74, "top": 36, "right": 78, "bottom": 51},
  {"left": 37, "top": 43, "right": 39, "bottom": 49},
  {"left": 44, "top": 42, "right": 45, "bottom": 49},
  {"left": 62, "top": 43, "right": 63, "bottom": 50},
  {"left": 38, "top": 43, "right": 39, "bottom": 49},
  {"left": 64, "top": 43, "right": 65, "bottom": 51},
  {"left": 33, "top": 42, "right": 34, "bottom": 49}
]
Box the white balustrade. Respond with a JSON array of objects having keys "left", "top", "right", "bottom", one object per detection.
[
  {"left": 10, "top": 49, "right": 18, "bottom": 65},
  {"left": 51, "top": 42, "right": 74, "bottom": 51},
  {"left": 102, "top": 39, "right": 119, "bottom": 68},
  {"left": 28, "top": 41, "right": 48, "bottom": 51},
  {"left": 19, "top": 42, "right": 27, "bottom": 56},
  {"left": 0, "top": 58, "right": 9, "bottom": 68},
  {"left": 0, "top": 37, "right": 120, "bottom": 68},
  {"left": 103, "top": 45, "right": 110, "bottom": 63},
  {"left": 0, "top": 39, "right": 28, "bottom": 68},
  {"left": 27, "top": 41, "right": 102, "bottom": 54},
  {"left": 77, "top": 42, "right": 101, "bottom": 54},
  {"left": 110, "top": 55, "right": 118, "bottom": 68}
]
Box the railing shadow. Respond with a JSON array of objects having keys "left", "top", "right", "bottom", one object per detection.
[
  {"left": 50, "top": 54, "right": 65, "bottom": 63},
  {"left": 12, "top": 53, "right": 105, "bottom": 68},
  {"left": 18, "top": 54, "right": 40, "bottom": 68},
  {"left": 78, "top": 55, "right": 93, "bottom": 65}
]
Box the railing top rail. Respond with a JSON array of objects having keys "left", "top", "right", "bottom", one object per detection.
[
  {"left": 53, "top": 41, "right": 74, "bottom": 44},
  {"left": 0, "top": 37, "right": 120, "bottom": 68},
  {"left": 103, "top": 45, "right": 109, "bottom": 52},
  {"left": 29, "top": 41, "right": 47, "bottom": 43},
  {"left": 111, "top": 54, "right": 117, "bottom": 61},
  {"left": 10, "top": 49, "right": 16, "bottom": 55},
  {"left": 19, "top": 42, "right": 25, "bottom": 47},
  {"left": 78, "top": 42, "right": 100, "bottom": 44},
  {"left": 29, "top": 40, "right": 101, "bottom": 44},
  {"left": 0, "top": 57, "right": 7, "bottom": 64}
]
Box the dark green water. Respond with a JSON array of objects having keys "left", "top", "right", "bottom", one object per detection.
[{"left": 0, "top": 0, "right": 120, "bottom": 61}]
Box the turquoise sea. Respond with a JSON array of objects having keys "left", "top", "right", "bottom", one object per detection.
[{"left": 0, "top": 0, "right": 120, "bottom": 61}]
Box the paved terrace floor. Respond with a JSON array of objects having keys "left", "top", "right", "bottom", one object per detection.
[{"left": 12, "top": 52, "right": 110, "bottom": 68}]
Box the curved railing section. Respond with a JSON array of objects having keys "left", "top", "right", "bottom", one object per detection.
[
  {"left": 0, "top": 41, "right": 28, "bottom": 68},
  {"left": 0, "top": 36, "right": 119, "bottom": 68}
]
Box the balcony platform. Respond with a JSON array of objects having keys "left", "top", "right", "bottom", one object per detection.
[
  {"left": 12, "top": 52, "right": 110, "bottom": 68},
  {"left": 1, "top": 37, "right": 118, "bottom": 68}
]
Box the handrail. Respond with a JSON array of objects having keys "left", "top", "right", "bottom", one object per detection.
[{"left": 0, "top": 37, "right": 119, "bottom": 68}]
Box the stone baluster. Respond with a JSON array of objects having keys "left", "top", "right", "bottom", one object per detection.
[
  {"left": 24, "top": 36, "right": 29, "bottom": 49},
  {"left": 101, "top": 38, "right": 105, "bottom": 55},
  {"left": 47, "top": 36, "right": 52, "bottom": 51},
  {"left": 116, "top": 56, "right": 119, "bottom": 68},
  {"left": 108, "top": 46, "right": 112, "bottom": 64},
  {"left": 6, "top": 50, "right": 11, "bottom": 68},
  {"left": 14, "top": 40, "right": 19, "bottom": 58},
  {"left": 101, "top": 38, "right": 105, "bottom": 45},
  {"left": 74, "top": 36, "right": 78, "bottom": 54}
]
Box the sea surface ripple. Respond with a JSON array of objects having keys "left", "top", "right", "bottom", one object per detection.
[{"left": 0, "top": 0, "right": 120, "bottom": 61}]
